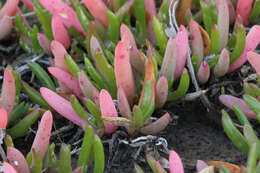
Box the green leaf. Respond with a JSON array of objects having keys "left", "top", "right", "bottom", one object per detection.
[{"left": 93, "top": 135, "right": 105, "bottom": 173}]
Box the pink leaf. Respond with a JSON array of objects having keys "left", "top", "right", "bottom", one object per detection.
[
  {"left": 115, "top": 41, "right": 135, "bottom": 106},
  {"left": 7, "top": 147, "right": 30, "bottom": 173},
  {"left": 197, "top": 61, "right": 210, "bottom": 84},
  {"left": 0, "top": 109, "right": 8, "bottom": 129},
  {"left": 236, "top": 0, "right": 254, "bottom": 25},
  {"left": 160, "top": 35, "right": 177, "bottom": 82},
  {"left": 228, "top": 25, "right": 260, "bottom": 72},
  {"left": 247, "top": 51, "right": 260, "bottom": 76},
  {"left": 155, "top": 76, "right": 168, "bottom": 108},
  {"left": 3, "top": 162, "right": 17, "bottom": 173},
  {"left": 39, "top": 0, "right": 86, "bottom": 35},
  {"left": 214, "top": 48, "right": 230, "bottom": 77},
  {"left": 51, "top": 40, "right": 70, "bottom": 72},
  {"left": 117, "top": 87, "right": 131, "bottom": 119},
  {"left": 52, "top": 15, "right": 71, "bottom": 49},
  {"left": 40, "top": 87, "right": 88, "bottom": 128},
  {"left": 145, "top": 0, "right": 157, "bottom": 44},
  {"left": 219, "top": 94, "right": 256, "bottom": 119},
  {"left": 21, "top": 0, "right": 34, "bottom": 11},
  {"left": 0, "top": 68, "right": 16, "bottom": 118},
  {"left": 37, "top": 33, "right": 51, "bottom": 55},
  {"left": 0, "top": 0, "right": 19, "bottom": 18},
  {"left": 83, "top": 0, "right": 109, "bottom": 28},
  {"left": 48, "top": 67, "right": 84, "bottom": 99},
  {"left": 190, "top": 19, "right": 204, "bottom": 65},
  {"left": 217, "top": 0, "right": 229, "bottom": 50},
  {"left": 0, "top": 15, "right": 13, "bottom": 40},
  {"left": 31, "top": 110, "right": 53, "bottom": 160},
  {"left": 169, "top": 150, "right": 184, "bottom": 173},
  {"left": 99, "top": 89, "right": 118, "bottom": 134},
  {"left": 90, "top": 36, "right": 104, "bottom": 59},
  {"left": 120, "top": 24, "right": 145, "bottom": 74},
  {"left": 140, "top": 112, "right": 170, "bottom": 135},
  {"left": 174, "top": 25, "right": 188, "bottom": 78},
  {"left": 78, "top": 72, "right": 99, "bottom": 104},
  {"left": 51, "top": 40, "right": 71, "bottom": 92}
]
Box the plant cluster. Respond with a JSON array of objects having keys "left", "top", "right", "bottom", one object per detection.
[{"left": 0, "top": 0, "right": 260, "bottom": 172}]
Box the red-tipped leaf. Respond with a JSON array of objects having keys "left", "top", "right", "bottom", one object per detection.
[
  {"left": 48, "top": 67, "right": 84, "bottom": 99},
  {"left": 0, "top": 68, "right": 16, "bottom": 118},
  {"left": 214, "top": 48, "right": 230, "bottom": 77},
  {"left": 140, "top": 112, "right": 170, "bottom": 135},
  {"left": 7, "top": 147, "right": 30, "bottom": 173},
  {"left": 99, "top": 89, "right": 118, "bottom": 134},
  {"left": 236, "top": 0, "right": 254, "bottom": 25},
  {"left": 31, "top": 110, "right": 53, "bottom": 160},
  {"left": 228, "top": 25, "right": 260, "bottom": 72},
  {"left": 37, "top": 33, "right": 51, "bottom": 55},
  {"left": 83, "top": 0, "right": 109, "bottom": 28},
  {"left": 247, "top": 51, "right": 260, "bottom": 76},
  {"left": 52, "top": 15, "right": 71, "bottom": 49},
  {"left": 40, "top": 87, "right": 88, "bottom": 128},
  {"left": 197, "top": 61, "right": 210, "bottom": 84},
  {"left": 155, "top": 76, "right": 168, "bottom": 108},
  {"left": 175, "top": 25, "right": 188, "bottom": 78},
  {"left": 219, "top": 94, "right": 256, "bottom": 119},
  {"left": 115, "top": 41, "right": 135, "bottom": 106},
  {"left": 39, "top": 0, "right": 85, "bottom": 35}
]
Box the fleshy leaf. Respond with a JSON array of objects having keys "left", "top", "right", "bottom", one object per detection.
[
  {"left": 99, "top": 89, "right": 118, "bottom": 134},
  {"left": 7, "top": 147, "right": 30, "bottom": 173},
  {"left": 39, "top": 0, "right": 86, "bottom": 35},
  {"left": 213, "top": 48, "right": 230, "bottom": 77},
  {"left": 0, "top": 0, "right": 19, "bottom": 18},
  {"left": 115, "top": 41, "right": 135, "bottom": 106},
  {"left": 0, "top": 108, "right": 8, "bottom": 129},
  {"left": 37, "top": 33, "right": 51, "bottom": 55},
  {"left": 117, "top": 87, "right": 131, "bottom": 119},
  {"left": 169, "top": 150, "right": 184, "bottom": 173},
  {"left": 3, "top": 162, "right": 17, "bottom": 173},
  {"left": 155, "top": 76, "right": 168, "bottom": 108},
  {"left": 40, "top": 87, "right": 88, "bottom": 128},
  {"left": 0, "top": 68, "right": 16, "bottom": 118},
  {"left": 90, "top": 35, "right": 104, "bottom": 59},
  {"left": 120, "top": 24, "right": 145, "bottom": 74},
  {"left": 160, "top": 35, "right": 177, "bottom": 81},
  {"left": 236, "top": 0, "right": 254, "bottom": 25},
  {"left": 197, "top": 61, "right": 210, "bottom": 84},
  {"left": 83, "top": 0, "right": 109, "bottom": 27},
  {"left": 78, "top": 72, "right": 99, "bottom": 104},
  {"left": 140, "top": 112, "right": 170, "bottom": 135},
  {"left": 52, "top": 15, "right": 71, "bottom": 49},
  {"left": 247, "top": 51, "right": 260, "bottom": 76},
  {"left": 51, "top": 40, "right": 70, "bottom": 72},
  {"left": 175, "top": 25, "right": 188, "bottom": 78},
  {"left": 0, "top": 15, "right": 13, "bottom": 40},
  {"left": 31, "top": 110, "right": 53, "bottom": 160},
  {"left": 145, "top": 0, "right": 157, "bottom": 44},
  {"left": 48, "top": 67, "right": 84, "bottom": 99},
  {"left": 217, "top": 0, "right": 229, "bottom": 50},
  {"left": 219, "top": 94, "right": 256, "bottom": 119},
  {"left": 228, "top": 25, "right": 260, "bottom": 72}
]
